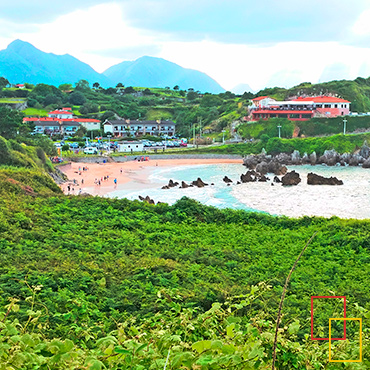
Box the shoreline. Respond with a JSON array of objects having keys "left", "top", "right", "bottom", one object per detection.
[{"left": 59, "top": 158, "right": 243, "bottom": 196}]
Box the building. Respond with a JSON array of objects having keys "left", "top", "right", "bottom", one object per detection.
[
  {"left": 103, "top": 119, "right": 176, "bottom": 137},
  {"left": 24, "top": 108, "right": 101, "bottom": 135},
  {"left": 117, "top": 142, "right": 144, "bottom": 153},
  {"left": 250, "top": 96, "right": 351, "bottom": 121}
]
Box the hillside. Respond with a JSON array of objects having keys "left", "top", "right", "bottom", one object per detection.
[
  {"left": 0, "top": 40, "right": 111, "bottom": 87},
  {"left": 103, "top": 56, "right": 225, "bottom": 93}
]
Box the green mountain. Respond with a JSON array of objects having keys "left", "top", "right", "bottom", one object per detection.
[
  {"left": 103, "top": 56, "right": 225, "bottom": 93},
  {"left": 0, "top": 40, "right": 112, "bottom": 87}
]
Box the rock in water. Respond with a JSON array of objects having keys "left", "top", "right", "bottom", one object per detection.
[
  {"left": 307, "top": 173, "right": 343, "bottom": 185},
  {"left": 180, "top": 181, "right": 190, "bottom": 188},
  {"left": 255, "top": 161, "right": 268, "bottom": 175},
  {"left": 240, "top": 171, "right": 256, "bottom": 183},
  {"left": 223, "top": 176, "right": 233, "bottom": 183},
  {"left": 192, "top": 177, "right": 208, "bottom": 188},
  {"left": 281, "top": 170, "right": 301, "bottom": 186},
  {"left": 273, "top": 176, "right": 282, "bottom": 183},
  {"left": 168, "top": 179, "right": 179, "bottom": 187},
  {"left": 363, "top": 158, "right": 370, "bottom": 168}
]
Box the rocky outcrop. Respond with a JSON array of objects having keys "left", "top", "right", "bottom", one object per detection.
[
  {"left": 273, "top": 176, "right": 282, "bottom": 183},
  {"left": 139, "top": 195, "right": 155, "bottom": 204},
  {"left": 192, "top": 177, "right": 208, "bottom": 188},
  {"left": 291, "top": 150, "right": 301, "bottom": 165},
  {"left": 360, "top": 141, "right": 370, "bottom": 159},
  {"left": 180, "top": 181, "right": 191, "bottom": 188},
  {"left": 240, "top": 171, "right": 256, "bottom": 183},
  {"left": 307, "top": 173, "right": 343, "bottom": 185},
  {"left": 318, "top": 150, "right": 339, "bottom": 166},
  {"left": 162, "top": 179, "right": 179, "bottom": 189},
  {"left": 256, "top": 161, "right": 268, "bottom": 175},
  {"left": 363, "top": 158, "right": 370, "bottom": 168},
  {"left": 281, "top": 171, "right": 301, "bottom": 186},
  {"left": 223, "top": 176, "right": 233, "bottom": 183}
]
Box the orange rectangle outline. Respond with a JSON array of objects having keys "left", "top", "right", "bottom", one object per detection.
[{"left": 329, "top": 318, "right": 362, "bottom": 363}]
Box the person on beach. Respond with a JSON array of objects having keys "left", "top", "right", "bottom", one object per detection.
[
  {"left": 114, "top": 178, "right": 117, "bottom": 185},
  {"left": 120, "top": 168, "right": 123, "bottom": 174},
  {"left": 81, "top": 179, "right": 84, "bottom": 185},
  {"left": 67, "top": 184, "right": 71, "bottom": 192}
]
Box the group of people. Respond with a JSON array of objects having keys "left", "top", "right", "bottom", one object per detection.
[{"left": 94, "top": 175, "right": 117, "bottom": 187}]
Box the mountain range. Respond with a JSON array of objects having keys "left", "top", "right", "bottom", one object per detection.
[{"left": 0, "top": 40, "right": 225, "bottom": 93}]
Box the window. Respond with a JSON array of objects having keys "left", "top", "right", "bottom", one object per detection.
[
  {"left": 290, "top": 114, "right": 300, "bottom": 118},
  {"left": 278, "top": 114, "right": 288, "bottom": 118},
  {"left": 302, "top": 114, "right": 312, "bottom": 119},
  {"left": 316, "top": 104, "right": 322, "bottom": 108},
  {"left": 324, "top": 104, "right": 331, "bottom": 108}
]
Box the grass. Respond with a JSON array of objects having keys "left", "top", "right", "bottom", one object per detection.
[
  {"left": 23, "top": 107, "right": 48, "bottom": 116},
  {"left": 0, "top": 98, "right": 26, "bottom": 104}
]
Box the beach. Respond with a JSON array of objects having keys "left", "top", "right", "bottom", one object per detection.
[{"left": 59, "top": 158, "right": 243, "bottom": 196}]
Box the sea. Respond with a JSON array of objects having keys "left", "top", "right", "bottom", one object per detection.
[{"left": 108, "top": 163, "right": 370, "bottom": 219}]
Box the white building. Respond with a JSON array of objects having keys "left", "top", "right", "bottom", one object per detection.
[{"left": 117, "top": 142, "right": 144, "bottom": 153}]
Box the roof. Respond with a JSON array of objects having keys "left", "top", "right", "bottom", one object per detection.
[
  {"left": 49, "top": 110, "right": 73, "bottom": 115},
  {"left": 24, "top": 117, "right": 60, "bottom": 122},
  {"left": 293, "top": 96, "right": 350, "bottom": 103},
  {"left": 252, "top": 96, "right": 272, "bottom": 101}
]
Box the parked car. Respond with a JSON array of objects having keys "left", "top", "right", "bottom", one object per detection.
[
  {"left": 84, "top": 147, "right": 98, "bottom": 155},
  {"left": 69, "top": 142, "right": 79, "bottom": 149},
  {"left": 54, "top": 143, "right": 61, "bottom": 148},
  {"left": 180, "top": 142, "right": 187, "bottom": 147},
  {"left": 173, "top": 141, "right": 180, "bottom": 147}
]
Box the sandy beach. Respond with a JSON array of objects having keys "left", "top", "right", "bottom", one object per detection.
[{"left": 59, "top": 158, "right": 242, "bottom": 196}]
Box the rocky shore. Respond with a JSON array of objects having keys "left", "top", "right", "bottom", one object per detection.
[{"left": 243, "top": 142, "right": 370, "bottom": 171}]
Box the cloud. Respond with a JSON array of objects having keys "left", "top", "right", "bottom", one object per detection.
[{"left": 12, "top": 3, "right": 165, "bottom": 72}]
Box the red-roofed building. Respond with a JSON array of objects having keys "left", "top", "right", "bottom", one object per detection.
[
  {"left": 24, "top": 110, "right": 101, "bottom": 135},
  {"left": 48, "top": 109, "right": 73, "bottom": 119},
  {"left": 251, "top": 96, "right": 350, "bottom": 121},
  {"left": 251, "top": 96, "right": 277, "bottom": 108}
]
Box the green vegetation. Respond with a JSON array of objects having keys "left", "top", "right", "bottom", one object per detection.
[
  {"left": 0, "top": 134, "right": 369, "bottom": 368},
  {"left": 0, "top": 187, "right": 369, "bottom": 368},
  {"left": 238, "top": 115, "right": 370, "bottom": 140}
]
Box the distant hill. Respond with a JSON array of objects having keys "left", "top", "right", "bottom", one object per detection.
[
  {"left": 231, "top": 83, "right": 256, "bottom": 94},
  {"left": 103, "top": 56, "right": 225, "bottom": 93},
  {"left": 0, "top": 40, "right": 112, "bottom": 87}
]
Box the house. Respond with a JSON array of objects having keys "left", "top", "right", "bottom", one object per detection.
[
  {"left": 103, "top": 119, "right": 176, "bottom": 137},
  {"left": 15, "top": 84, "right": 25, "bottom": 89},
  {"left": 117, "top": 141, "right": 144, "bottom": 153},
  {"left": 250, "top": 95, "right": 351, "bottom": 121},
  {"left": 60, "top": 120, "right": 81, "bottom": 134},
  {"left": 76, "top": 118, "right": 101, "bottom": 131},
  {"left": 48, "top": 109, "right": 73, "bottom": 119},
  {"left": 24, "top": 108, "right": 101, "bottom": 135},
  {"left": 251, "top": 96, "right": 277, "bottom": 108},
  {"left": 28, "top": 118, "right": 62, "bottom": 135}
]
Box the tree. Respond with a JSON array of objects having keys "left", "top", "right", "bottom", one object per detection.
[
  {"left": 0, "top": 77, "right": 10, "bottom": 89},
  {"left": 124, "top": 86, "right": 135, "bottom": 94},
  {"left": 116, "top": 83, "right": 124, "bottom": 88},
  {"left": 24, "top": 83, "right": 34, "bottom": 90},
  {"left": 173, "top": 85, "right": 179, "bottom": 91},
  {"left": 101, "top": 111, "right": 116, "bottom": 121},
  {"left": 75, "top": 79, "right": 90, "bottom": 91},
  {"left": 93, "top": 82, "right": 100, "bottom": 90},
  {"left": 200, "top": 94, "right": 222, "bottom": 107},
  {"left": 69, "top": 91, "right": 86, "bottom": 105},
  {"left": 75, "top": 126, "right": 87, "bottom": 138},
  {"left": 0, "top": 106, "right": 24, "bottom": 139},
  {"left": 59, "top": 83, "right": 73, "bottom": 92},
  {"left": 187, "top": 91, "right": 198, "bottom": 101},
  {"left": 44, "top": 94, "right": 61, "bottom": 106}
]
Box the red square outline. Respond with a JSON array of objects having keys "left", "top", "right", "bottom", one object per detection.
[{"left": 311, "top": 296, "right": 346, "bottom": 340}]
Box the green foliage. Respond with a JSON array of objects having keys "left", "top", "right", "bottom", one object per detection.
[
  {"left": 0, "top": 106, "right": 25, "bottom": 139},
  {"left": 0, "top": 193, "right": 369, "bottom": 368}
]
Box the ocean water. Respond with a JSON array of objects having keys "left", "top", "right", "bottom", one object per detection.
[{"left": 108, "top": 163, "right": 370, "bottom": 219}]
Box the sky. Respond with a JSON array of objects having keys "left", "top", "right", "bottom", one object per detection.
[{"left": 1, "top": 0, "right": 370, "bottom": 91}]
